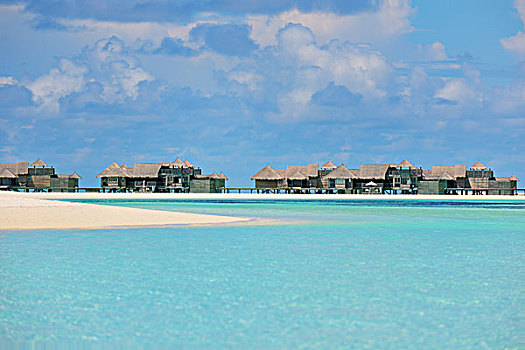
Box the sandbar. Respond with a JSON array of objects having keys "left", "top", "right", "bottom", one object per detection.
[{"left": 0, "top": 192, "right": 251, "bottom": 230}]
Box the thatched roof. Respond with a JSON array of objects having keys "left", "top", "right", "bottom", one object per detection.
[
  {"left": 96, "top": 162, "right": 131, "bottom": 178},
  {"left": 183, "top": 160, "right": 195, "bottom": 168},
  {"left": 57, "top": 173, "right": 82, "bottom": 179},
  {"left": 195, "top": 172, "right": 222, "bottom": 179},
  {"left": 251, "top": 165, "right": 283, "bottom": 180},
  {"left": 286, "top": 164, "right": 318, "bottom": 178},
  {"left": 397, "top": 159, "right": 416, "bottom": 168},
  {"left": 321, "top": 160, "right": 337, "bottom": 169},
  {"left": 132, "top": 163, "right": 162, "bottom": 178},
  {"left": 496, "top": 175, "right": 519, "bottom": 181},
  {"left": 0, "top": 162, "right": 29, "bottom": 175},
  {"left": 431, "top": 164, "right": 467, "bottom": 179},
  {"left": 439, "top": 172, "right": 455, "bottom": 181},
  {"left": 31, "top": 158, "right": 48, "bottom": 167},
  {"left": 219, "top": 172, "right": 228, "bottom": 180},
  {"left": 359, "top": 164, "right": 393, "bottom": 179},
  {"left": 120, "top": 164, "right": 130, "bottom": 169},
  {"left": 286, "top": 167, "right": 308, "bottom": 180},
  {"left": 275, "top": 169, "right": 287, "bottom": 178},
  {"left": 171, "top": 158, "right": 184, "bottom": 167},
  {"left": 470, "top": 161, "right": 487, "bottom": 170},
  {"left": 324, "top": 164, "right": 358, "bottom": 179},
  {"left": 0, "top": 168, "right": 17, "bottom": 178}
]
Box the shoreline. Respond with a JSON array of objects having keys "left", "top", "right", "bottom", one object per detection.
[{"left": 1, "top": 191, "right": 522, "bottom": 230}]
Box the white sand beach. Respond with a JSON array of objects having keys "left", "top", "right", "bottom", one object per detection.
[{"left": 0, "top": 192, "right": 251, "bottom": 230}]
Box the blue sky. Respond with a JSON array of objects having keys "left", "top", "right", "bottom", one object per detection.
[{"left": 0, "top": 0, "right": 524, "bottom": 186}]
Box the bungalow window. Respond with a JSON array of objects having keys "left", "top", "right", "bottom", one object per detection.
[
  {"left": 335, "top": 179, "right": 345, "bottom": 185},
  {"left": 394, "top": 177, "right": 401, "bottom": 184}
]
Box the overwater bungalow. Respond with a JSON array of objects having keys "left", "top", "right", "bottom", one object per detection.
[
  {"left": 323, "top": 164, "right": 359, "bottom": 191},
  {"left": 97, "top": 158, "right": 227, "bottom": 193},
  {"left": 0, "top": 159, "right": 81, "bottom": 191},
  {"left": 251, "top": 160, "right": 520, "bottom": 195},
  {"left": 251, "top": 164, "right": 320, "bottom": 190},
  {"left": 353, "top": 164, "right": 397, "bottom": 193}
]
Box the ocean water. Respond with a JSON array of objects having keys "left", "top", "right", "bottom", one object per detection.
[{"left": 1, "top": 199, "right": 523, "bottom": 348}]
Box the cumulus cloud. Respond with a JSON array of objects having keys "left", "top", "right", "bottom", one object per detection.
[
  {"left": 206, "top": 23, "right": 395, "bottom": 122},
  {"left": 27, "top": 36, "right": 154, "bottom": 112},
  {"left": 0, "top": 76, "right": 18, "bottom": 86},
  {"left": 28, "top": 59, "right": 87, "bottom": 111},
  {"left": 248, "top": 0, "right": 414, "bottom": 47},
  {"left": 266, "top": 24, "right": 391, "bottom": 120},
  {"left": 434, "top": 78, "right": 481, "bottom": 106},
  {"left": 501, "top": 0, "right": 525, "bottom": 56},
  {"left": 417, "top": 42, "right": 448, "bottom": 61}
]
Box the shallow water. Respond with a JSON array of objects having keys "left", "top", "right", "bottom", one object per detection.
[{"left": 1, "top": 199, "right": 523, "bottom": 348}]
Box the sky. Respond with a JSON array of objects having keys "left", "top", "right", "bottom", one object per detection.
[{"left": 0, "top": 0, "right": 524, "bottom": 187}]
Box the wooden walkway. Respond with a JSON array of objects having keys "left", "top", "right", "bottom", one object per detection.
[{"left": 2, "top": 187, "right": 524, "bottom": 195}]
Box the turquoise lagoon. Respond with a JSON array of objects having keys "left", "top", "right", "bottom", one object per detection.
[{"left": 1, "top": 198, "right": 523, "bottom": 348}]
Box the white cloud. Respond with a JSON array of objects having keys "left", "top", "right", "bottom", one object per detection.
[
  {"left": 0, "top": 76, "right": 18, "bottom": 86},
  {"left": 84, "top": 37, "right": 154, "bottom": 102},
  {"left": 417, "top": 41, "right": 447, "bottom": 61},
  {"left": 236, "top": 24, "right": 393, "bottom": 122},
  {"left": 501, "top": 0, "right": 525, "bottom": 56},
  {"left": 248, "top": 0, "right": 414, "bottom": 47},
  {"left": 434, "top": 77, "right": 482, "bottom": 106},
  {"left": 275, "top": 25, "right": 392, "bottom": 99},
  {"left": 27, "top": 37, "right": 154, "bottom": 112},
  {"left": 28, "top": 59, "right": 87, "bottom": 111}
]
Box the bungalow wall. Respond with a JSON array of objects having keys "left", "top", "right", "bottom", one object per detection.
[
  {"left": 255, "top": 179, "right": 286, "bottom": 189},
  {"left": 418, "top": 180, "right": 446, "bottom": 195},
  {"left": 101, "top": 177, "right": 127, "bottom": 188},
  {"left": 50, "top": 177, "right": 77, "bottom": 191},
  {"left": 0, "top": 177, "right": 17, "bottom": 187},
  {"left": 27, "top": 175, "right": 52, "bottom": 188},
  {"left": 327, "top": 179, "right": 352, "bottom": 189},
  {"left": 466, "top": 170, "right": 493, "bottom": 179},
  {"left": 287, "top": 178, "right": 318, "bottom": 188},
  {"left": 28, "top": 168, "right": 54, "bottom": 176},
  {"left": 190, "top": 179, "right": 224, "bottom": 193},
  {"left": 190, "top": 179, "right": 210, "bottom": 193},
  {"left": 468, "top": 177, "right": 491, "bottom": 189},
  {"left": 487, "top": 179, "right": 516, "bottom": 195},
  {"left": 455, "top": 177, "right": 468, "bottom": 188},
  {"left": 319, "top": 170, "right": 332, "bottom": 188},
  {"left": 387, "top": 168, "right": 421, "bottom": 191},
  {"left": 132, "top": 178, "right": 159, "bottom": 190}
]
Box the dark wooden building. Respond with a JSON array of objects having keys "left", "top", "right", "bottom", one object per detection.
[
  {"left": 251, "top": 159, "right": 520, "bottom": 195},
  {"left": 97, "top": 158, "right": 227, "bottom": 193},
  {"left": 0, "top": 159, "right": 81, "bottom": 191}
]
